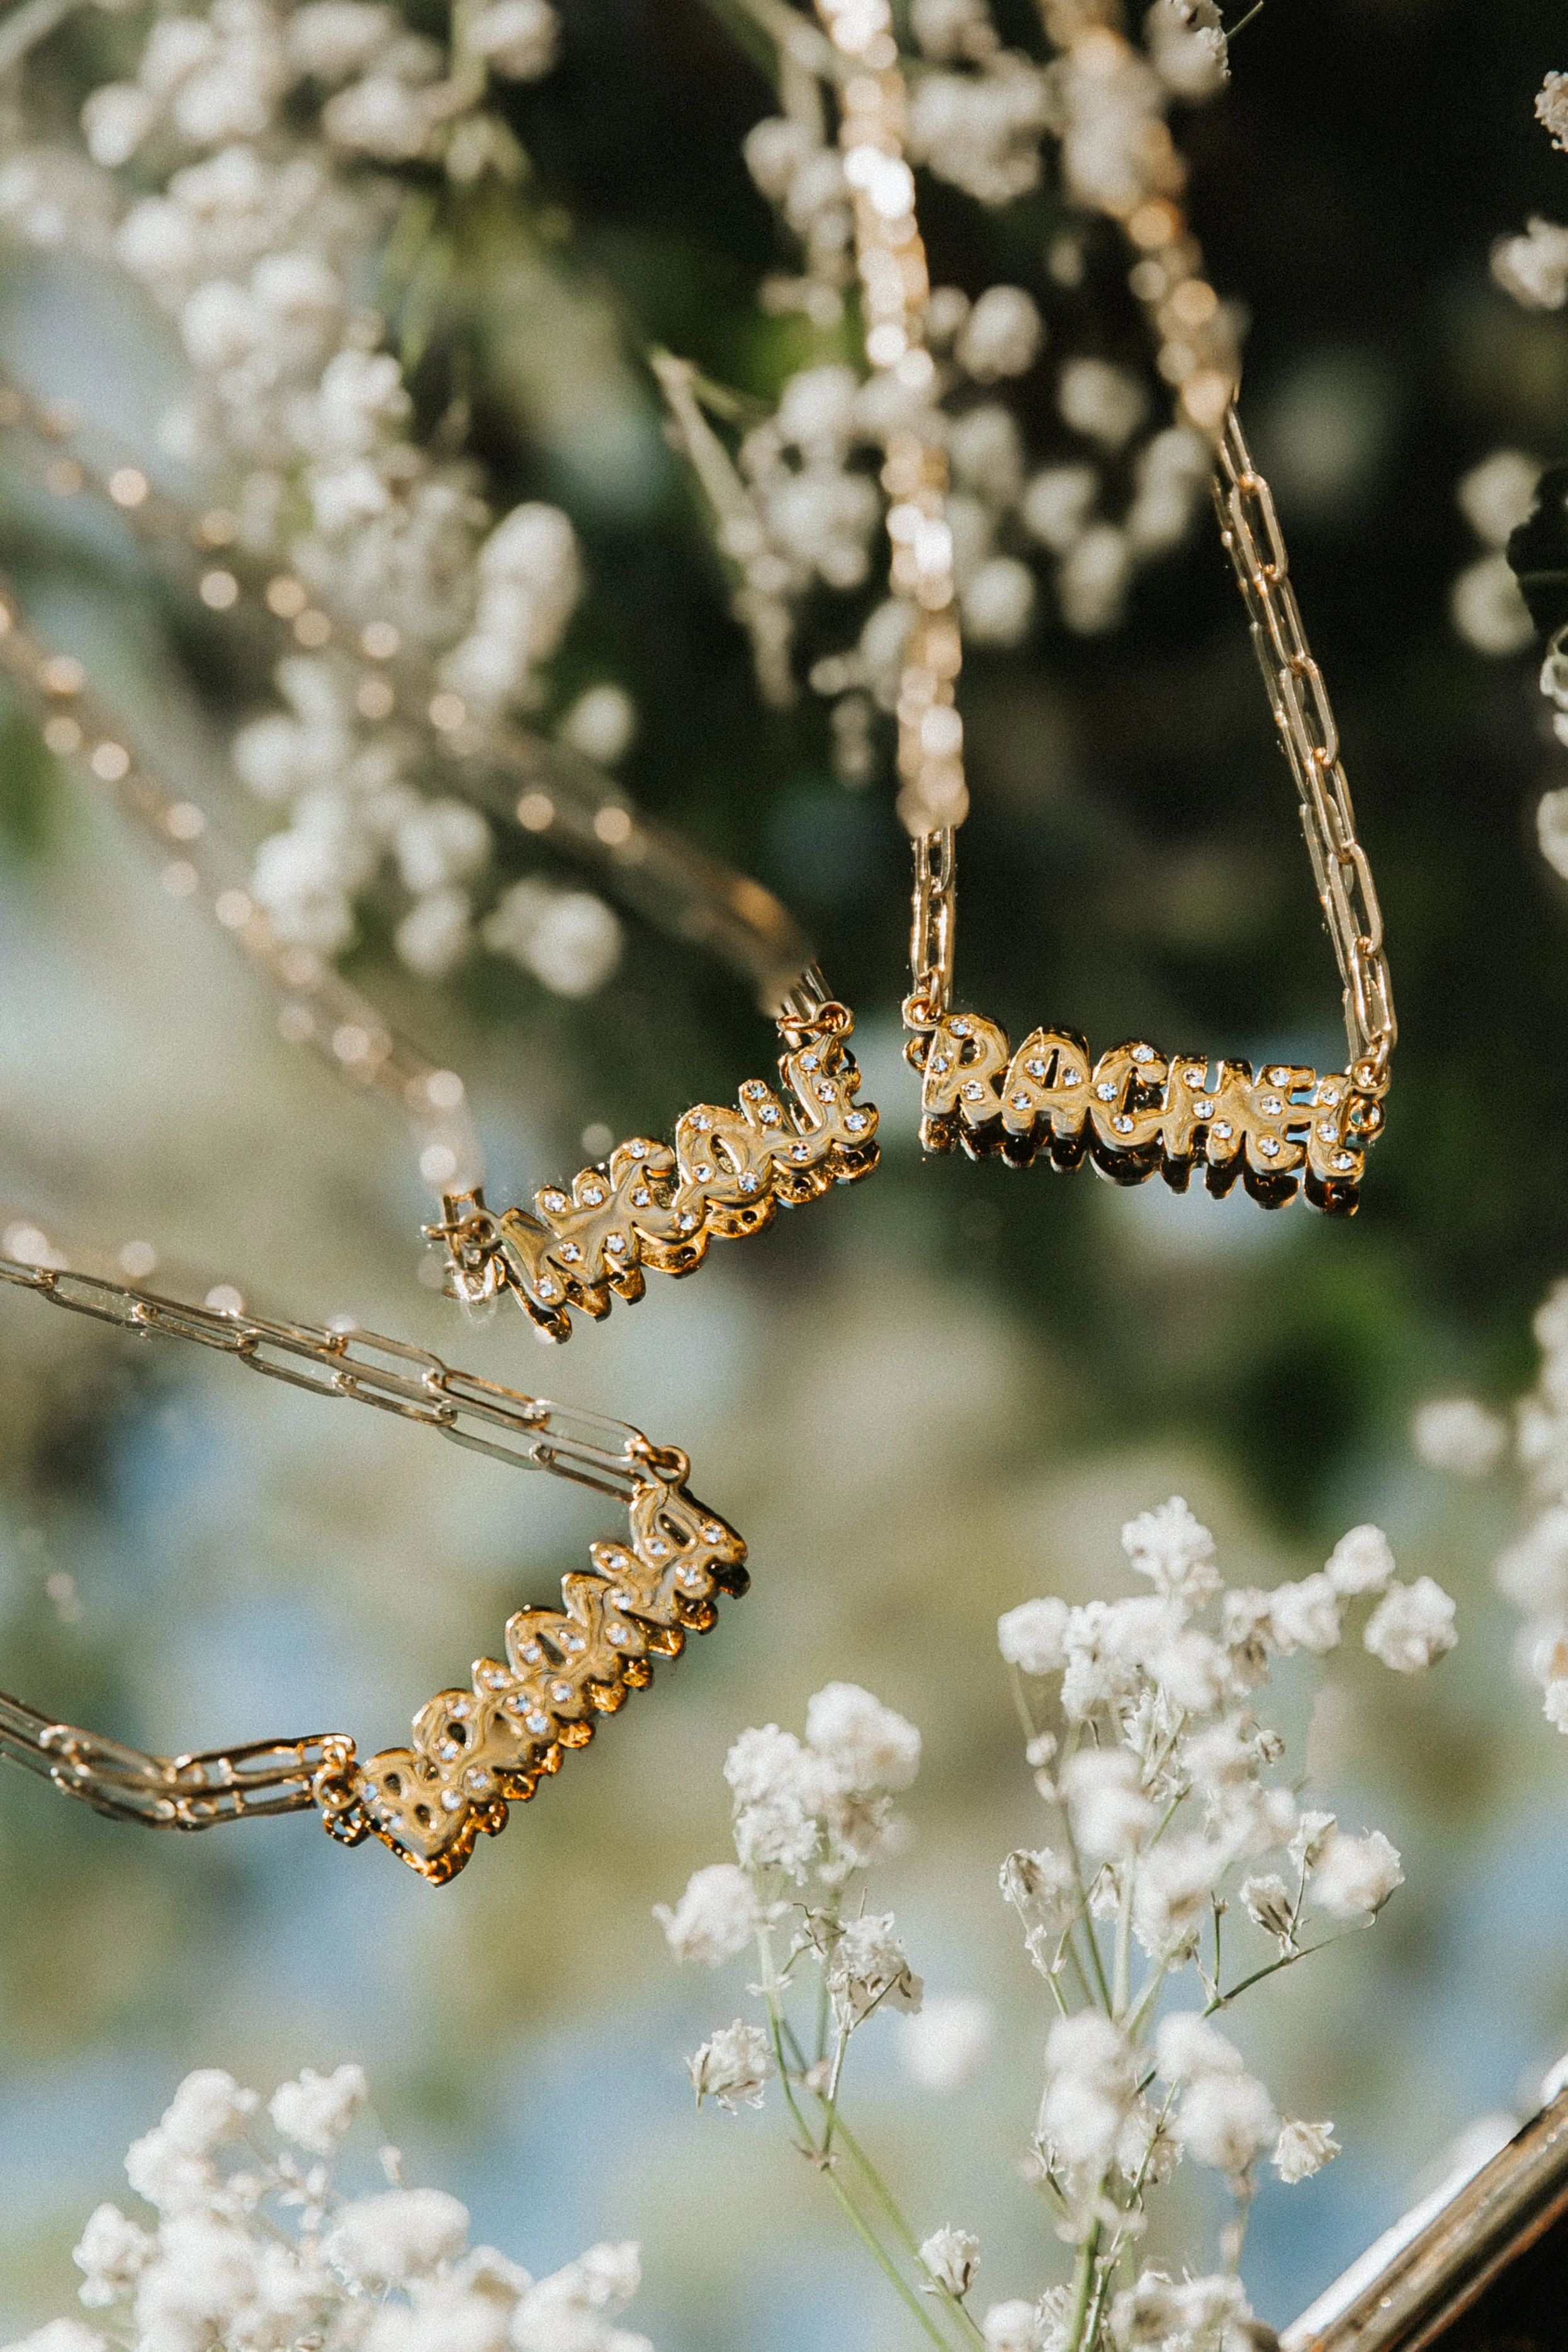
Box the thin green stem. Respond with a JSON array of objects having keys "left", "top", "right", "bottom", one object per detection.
[
  {"left": 1227, "top": 1, "right": 1265, "bottom": 35},
  {"left": 826, "top": 2115, "right": 989, "bottom": 2352},
  {"left": 820, "top": 2168, "right": 965, "bottom": 2352},
  {"left": 1113, "top": 1862, "right": 1134, "bottom": 2018},
  {"left": 1205, "top": 1919, "right": 1372, "bottom": 2014},
  {"left": 1009, "top": 1661, "right": 1044, "bottom": 1750},
  {"left": 1064, "top": 2220, "right": 1103, "bottom": 2352}
]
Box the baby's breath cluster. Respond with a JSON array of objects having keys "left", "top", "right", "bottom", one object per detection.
[
  {"left": 4, "top": 2063, "right": 651, "bottom": 2352},
  {"left": 660, "top": 0, "right": 1236, "bottom": 788},
  {"left": 657, "top": 1505, "right": 1455, "bottom": 2352},
  {"left": 0, "top": 0, "right": 629, "bottom": 995}
]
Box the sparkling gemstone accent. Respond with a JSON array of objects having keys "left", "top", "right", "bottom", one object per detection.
[
  {"left": 930, "top": 1054, "right": 949, "bottom": 1073},
  {"left": 1012, "top": 1093, "right": 1030, "bottom": 1110},
  {"left": 537, "top": 1281, "right": 558, "bottom": 1300},
  {"left": 451, "top": 1700, "right": 470, "bottom": 1718},
  {"left": 1194, "top": 1100, "right": 1214, "bottom": 1119},
  {"left": 791, "top": 1143, "right": 809, "bottom": 1161},
  {"left": 1095, "top": 1083, "right": 1116, "bottom": 1102},
  {"left": 505, "top": 1695, "right": 524, "bottom": 1714},
  {"left": 465, "top": 1767, "right": 493, "bottom": 1792},
  {"left": 1063, "top": 1070, "right": 1081, "bottom": 1086},
  {"left": 441, "top": 1790, "right": 463, "bottom": 1811},
  {"left": 846, "top": 1112, "right": 866, "bottom": 1131},
  {"left": 1025, "top": 1060, "right": 1046, "bottom": 1080},
  {"left": 1185, "top": 1068, "right": 1205, "bottom": 1087},
  {"left": 694, "top": 1163, "right": 714, "bottom": 1182},
  {"left": 1112, "top": 1114, "right": 1133, "bottom": 1134},
  {"left": 561, "top": 1633, "right": 583, "bottom": 1652},
  {"left": 582, "top": 1187, "right": 604, "bottom": 1206},
  {"left": 815, "top": 1082, "right": 834, "bottom": 1102},
  {"left": 678, "top": 1212, "right": 698, "bottom": 1231},
  {"left": 483, "top": 1669, "right": 507, "bottom": 1689},
  {"left": 680, "top": 1567, "right": 705, "bottom": 1589},
  {"left": 1132, "top": 1045, "right": 1154, "bottom": 1064},
  {"left": 648, "top": 1540, "right": 668, "bottom": 1559},
  {"left": 1260, "top": 1137, "right": 1280, "bottom": 1158},
  {"left": 962, "top": 1080, "right": 985, "bottom": 1100},
  {"left": 1260, "top": 1096, "right": 1282, "bottom": 1116},
  {"left": 801, "top": 1052, "right": 820, "bottom": 1070},
  {"left": 1268, "top": 1068, "right": 1289, "bottom": 1085},
  {"left": 606, "top": 1233, "right": 627, "bottom": 1253},
  {"left": 526, "top": 1712, "right": 550, "bottom": 1735},
  {"left": 1333, "top": 1151, "right": 1354, "bottom": 1172},
  {"left": 760, "top": 1106, "right": 780, "bottom": 1124},
  {"left": 702, "top": 1524, "right": 724, "bottom": 1542},
  {"left": 609, "top": 1590, "right": 629, "bottom": 1607},
  {"left": 738, "top": 1172, "right": 760, "bottom": 1192},
  {"left": 551, "top": 1682, "right": 572, "bottom": 1703},
  {"left": 609, "top": 1625, "right": 626, "bottom": 1644},
  {"left": 951, "top": 1020, "right": 969, "bottom": 1037},
  {"left": 628, "top": 1139, "right": 647, "bottom": 1158},
  {"left": 439, "top": 1739, "right": 459, "bottom": 1760},
  {"left": 541, "top": 1190, "right": 567, "bottom": 1213},
  {"left": 561, "top": 1243, "right": 582, "bottom": 1263},
  {"left": 522, "top": 1642, "right": 543, "bottom": 1664},
  {"left": 1214, "top": 1122, "right": 1233, "bottom": 1139},
  {"left": 692, "top": 1112, "right": 712, "bottom": 1131},
  {"left": 1317, "top": 1121, "right": 1336, "bottom": 1141},
  {"left": 631, "top": 1189, "right": 650, "bottom": 1207},
  {"left": 1319, "top": 1083, "right": 1341, "bottom": 1105},
  {"left": 743, "top": 1081, "right": 765, "bottom": 1099}
]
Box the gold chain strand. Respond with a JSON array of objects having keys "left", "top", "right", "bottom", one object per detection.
[
  {"left": 0, "top": 375, "right": 818, "bottom": 1016},
  {"left": 0, "top": 1234, "right": 746, "bottom": 1882},
  {"left": 813, "top": 0, "right": 1394, "bottom": 1214},
  {"left": 0, "top": 386, "right": 879, "bottom": 1329}
]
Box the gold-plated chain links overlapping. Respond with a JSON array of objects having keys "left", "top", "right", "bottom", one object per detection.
[
  {"left": 814, "top": 0, "right": 1396, "bottom": 1214},
  {"left": 0, "top": 1244, "right": 745, "bottom": 1882},
  {"left": 0, "top": 373, "right": 877, "bottom": 1334}
]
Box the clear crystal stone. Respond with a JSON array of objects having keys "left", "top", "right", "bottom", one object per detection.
[
  {"left": 1096, "top": 1083, "right": 1115, "bottom": 1102},
  {"left": 629, "top": 1139, "right": 647, "bottom": 1158},
  {"left": 761, "top": 1106, "right": 780, "bottom": 1124},
  {"left": 1112, "top": 1114, "right": 1133, "bottom": 1134},
  {"left": 441, "top": 1790, "right": 463, "bottom": 1812},
  {"left": 847, "top": 1112, "right": 865, "bottom": 1130},
  {"left": 1132, "top": 1045, "right": 1154, "bottom": 1063},
  {"left": 1185, "top": 1068, "right": 1205, "bottom": 1087},
  {"left": 648, "top": 1540, "right": 668, "bottom": 1558},
  {"left": 1260, "top": 1096, "right": 1281, "bottom": 1116},
  {"left": 1195, "top": 1100, "right": 1214, "bottom": 1118},
  {"left": 951, "top": 1020, "right": 969, "bottom": 1036},
  {"left": 582, "top": 1187, "right": 604, "bottom": 1206},
  {"left": 537, "top": 1281, "right": 558, "bottom": 1299},
  {"left": 526, "top": 1712, "right": 550, "bottom": 1735},
  {"left": 607, "top": 1233, "right": 627, "bottom": 1252},
  {"left": 561, "top": 1243, "right": 582, "bottom": 1263},
  {"left": 541, "top": 1191, "right": 567, "bottom": 1213},
  {"left": 738, "top": 1172, "right": 759, "bottom": 1192},
  {"left": 1319, "top": 1083, "right": 1341, "bottom": 1105},
  {"left": 1063, "top": 1070, "right": 1081, "bottom": 1085},
  {"left": 703, "top": 1524, "right": 724, "bottom": 1542},
  {"left": 1333, "top": 1151, "right": 1354, "bottom": 1171},
  {"left": 1025, "top": 1060, "right": 1046, "bottom": 1079},
  {"left": 451, "top": 1700, "right": 470, "bottom": 1717},
  {"left": 1260, "top": 1137, "right": 1280, "bottom": 1158},
  {"left": 680, "top": 1567, "right": 704, "bottom": 1588},
  {"left": 692, "top": 1112, "right": 711, "bottom": 1130},
  {"left": 609, "top": 1626, "right": 626, "bottom": 1644},
  {"left": 523, "top": 1642, "right": 542, "bottom": 1662},
  {"left": 791, "top": 1143, "right": 809, "bottom": 1160},
  {"left": 694, "top": 1163, "right": 714, "bottom": 1181},
  {"left": 552, "top": 1682, "right": 572, "bottom": 1702},
  {"left": 1268, "top": 1068, "right": 1289, "bottom": 1085},
  {"left": 1012, "top": 1093, "right": 1030, "bottom": 1110},
  {"left": 801, "top": 1052, "right": 820, "bottom": 1070},
  {"left": 1214, "top": 1122, "right": 1232, "bottom": 1139},
  {"left": 1317, "top": 1121, "right": 1336, "bottom": 1141},
  {"left": 678, "top": 1212, "right": 697, "bottom": 1231},
  {"left": 631, "top": 1189, "right": 650, "bottom": 1207}
]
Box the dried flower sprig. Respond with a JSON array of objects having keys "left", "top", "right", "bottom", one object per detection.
[
  {"left": 4, "top": 2062, "right": 653, "bottom": 2352},
  {"left": 657, "top": 1501, "right": 1456, "bottom": 2352}
]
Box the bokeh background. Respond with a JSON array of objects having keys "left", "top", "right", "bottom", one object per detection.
[{"left": 5, "top": 0, "right": 1568, "bottom": 2338}]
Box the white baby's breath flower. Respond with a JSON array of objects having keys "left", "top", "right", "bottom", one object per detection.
[
  {"left": 1451, "top": 552, "right": 1535, "bottom": 656},
  {"left": 1545, "top": 1678, "right": 1568, "bottom": 1731},
  {"left": 1121, "top": 1497, "right": 1220, "bottom": 1605},
  {"left": 687, "top": 2020, "right": 771, "bottom": 2113},
  {"left": 1041, "top": 2011, "right": 1135, "bottom": 2173},
  {"left": 1538, "top": 70, "right": 1568, "bottom": 152},
  {"left": 1176, "top": 2068, "right": 1277, "bottom": 2174},
  {"left": 1458, "top": 449, "right": 1542, "bottom": 550},
  {"left": 1268, "top": 1573, "right": 1343, "bottom": 1655},
  {"left": 1325, "top": 1524, "right": 1395, "bottom": 1598},
  {"left": 1363, "top": 1576, "right": 1458, "bottom": 1674},
  {"left": 1058, "top": 357, "right": 1149, "bottom": 450},
  {"left": 724, "top": 1723, "right": 833, "bottom": 1812},
  {"left": 998, "top": 1596, "right": 1070, "bottom": 1675},
  {"left": 1289, "top": 1808, "right": 1336, "bottom": 1873},
  {"left": 1153, "top": 2011, "right": 1243, "bottom": 2086},
  {"left": 1132, "top": 1834, "right": 1225, "bottom": 1963},
  {"left": 470, "top": 0, "right": 560, "bottom": 79},
  {"left": 1063, "top": 1749, "right": 1158, "bottom": 1859},
  {"left": 1311, "top": 1828, "right": 1403, "bottom": 1918},
  {"left": 982, "top": 2299, "right": 1042, "bottom": 2352},
  {"left": 268, "top": 2063, "right": 369, "bottom": 2156},
  {"left": 8, "top": 2327, "right": 111, "bottom": 2352},
  {"left": 901, "top": 1995, "right": 993, "bottom": 2093},
  {"left": 955, "top": 284, "right": 1044, "bottom": 380},
  {"left": 559, "top": 682, "right": 637, "bottom": 765},
  {"left": 1272, "top": 2117, "right": 1341, "bottom": 2183},
  {"left": 827, "top": 1911, "right": 923, "bottom": 2027},
  {"left": 805, "top": 1682, "right": 920, "bottom": 1792},
  {"left": 325, "top": 2187, "right": 471, "bottom": 2285},
  {"left": 1413, "top": 1397, "right": 1508, "bottom": 1476},
  {"left": 1239, "top": 1872, "right": 1295, "bottom": 1945},
  {"left": 1492, "top": 216, "right": 1568, "bottom": 310},
  {"left": 918, "top": 2224, "right": 979, "bottom": 2297},
  {"left": 653, "top": 1863, "right": 762, "bottom": 1965},
  {"left": 71, "top": 2203, "right": 154, "bottom": 2306}
]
